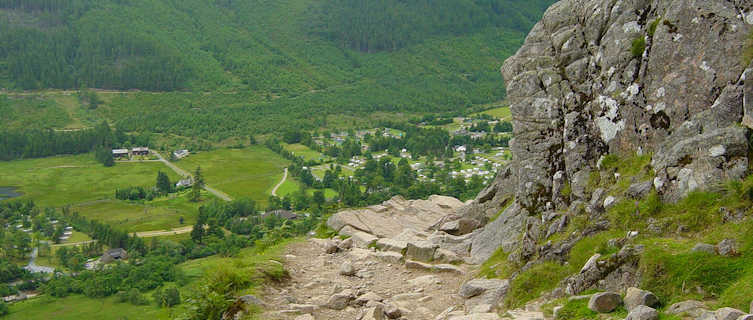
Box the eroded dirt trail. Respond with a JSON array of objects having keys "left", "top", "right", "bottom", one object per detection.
[{"left": 261, "top": 240, "right": 470, "bottom": 320}]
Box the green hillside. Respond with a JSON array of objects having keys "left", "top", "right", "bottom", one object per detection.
[{"left": 0, "top": 0, "right": 555, "bottom": 137}]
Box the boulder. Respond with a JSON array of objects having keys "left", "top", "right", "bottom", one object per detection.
[
  {"left": 362, "top": 304, "right": 385, "bottom": 320},
  {"left": 737, "top": 315, "right": 753, "bottom": 320},
  {"left": 587, "top": 292, "right": 622, "bottom": 313},
  {"left": 324, "top": 289, "right": 354, "bottom": 310},
  {"left": 294, "top": 315, "right": 314, "bottom": 320},
  {"left": 692, "top": 243, "right": 716, "bottom": 255},
  {"left": 338, "top": 237, "right": 353, "bottom": 250},
  {"left": 434, "top": 248, "right": 463, "bottom": 264},
  {"left": 624, "top": 287, "right": 659, "bottom": 311},
  {"left": 375, "top": 238, "right": 407, "bottom": 253},
  {"left": 459, "top": 279, "right": 510, "bottom": 299},
  {"left": 626, "top": 181, "right": 653, "bottom": 199},
  {"left": 339, "top": 226, "right": 378, "bottom": 248},
  {"left": 355, "top": 292, "right": 383, "bottom": 305},
  {"left": 384, "top": 303, "right": 402, "bottom": 319},
  {"left": 370, "top": 251, "right": 404, "bottom": 264},
  {"left": 751, "top": 300, "right": 753, "bottom": 314},
  {"left": 326, "top": 195, "right": 463, "bottom": 239},
  {"left": 339, "top": 262, "right": 357, "bottom": 276},
  {"left": 440, "top": 218, "right": 481, "bottom": 235},
  {"left": 716, "top": 307, "right": 746, "bottom": 320},
  {"left": 580, "top": 254, "right": 601, "bottom": 273},
  {"left": 405, "top": 241, "right": 438, "bottom": 262},
  {"left": 716, "top": 239, "right": 739, "bottom": 257},
  {"left": 625, "top": 305, "right": 659, "bottom": 320},
  {"left": 666, "top": 300, "right": 707, "bottom": 317},
  {"left": 311, "top": 238, "right": 338, "bottom": 254}
]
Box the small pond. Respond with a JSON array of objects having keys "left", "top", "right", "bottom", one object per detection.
[{"left": 0, "top": 187, "right": 22, "bottom": 201}]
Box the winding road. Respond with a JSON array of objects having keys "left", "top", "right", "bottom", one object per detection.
[
  {"left": 271, "top": 168, "right": 288, "bottom": 197},
  {"left": 24, "top": 248, "right": 54, "bottom": 274}
]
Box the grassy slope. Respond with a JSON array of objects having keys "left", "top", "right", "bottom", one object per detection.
[
  {"left": 0, "top": 0, "right": 549, "bottom": 137},
  {"left": 174, "top": 147, "right": 293, "bottom": 206},
  {"left": 8, "top": 239, "right": 293, "bottom": 320},
  {"left": 482, "top": 154, "right": 753, "bottom": 315},
  {"left": 0, "top": 153, "right": 205, "bottom": 232}
]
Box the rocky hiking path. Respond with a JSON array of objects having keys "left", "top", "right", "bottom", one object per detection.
[{"left": 247, "top": 195, "right": 549, "bottom": 320}]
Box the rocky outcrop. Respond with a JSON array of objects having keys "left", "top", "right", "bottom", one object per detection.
[
  {"left": 327, "top": 195, "right": 465, "bottom": 239},
  {"left": 461, "top": 0, "right": 753, "bottom": 265}
]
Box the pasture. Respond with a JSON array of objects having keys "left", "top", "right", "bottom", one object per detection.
[
  {"left": 282, "top": 143, "right": 328, "bottom": 162},
  {"left": 0, "top": 154, "right": 179, "bottom": 207},
  {"left": 477, "top": 106, "right": 511, "bottom": 120},
  {"left": 174, "top": 147, "right": 292, "bottom": 206}
]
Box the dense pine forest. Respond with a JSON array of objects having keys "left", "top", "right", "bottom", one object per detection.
[{"left": 0, "top": 0, "right": 554, "bottom": 141}]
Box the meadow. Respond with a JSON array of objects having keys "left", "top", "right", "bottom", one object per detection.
[
  {"left": 477, "top": 106, "right": 512, "bottom": 120},
  {"left": 174, "top": 147, "right": 293, "bottom": 206},
  {"left": 281, "top": 143, "right": 329, "bottom": 162},
  {"left": 0, "top": 154, "right": 179, "bottom": 207}
]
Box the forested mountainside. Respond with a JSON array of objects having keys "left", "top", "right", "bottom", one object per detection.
[{"left": 0, "top": 0, "right": 554, "bottom": 92}]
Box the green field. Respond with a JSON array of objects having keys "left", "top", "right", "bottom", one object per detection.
[
  {"left": 5, "top": 294, "right": 173, "bottom": 320},
  {"left": 174, "top": 147, "right": 292, "bottom": 205},
  {"left": 0, "top": 154, "right": 179, "bottom": 207},
  {"left": 282, "top": 143, "right": 328, "bottom": 162},
  {"left": 274, "top": 178, "right": 302, "bottom": 198},
  {"left": 477, "top": 106, "right": 512, "bottom": 120},
  {"left": 69, "top": 195, "right": 200, "bottom": 233}
]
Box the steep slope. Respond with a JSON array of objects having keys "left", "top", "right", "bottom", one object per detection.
[{"left": 467, "top": 0, "right": 753, "bottom": 264}]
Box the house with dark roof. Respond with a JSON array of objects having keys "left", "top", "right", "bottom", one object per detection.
[
  {"left": 100, "top": 248, "right": 128, "bottom": 264},
  {"left": 261, "top": 209, "right": 298, "bottom": 220}
]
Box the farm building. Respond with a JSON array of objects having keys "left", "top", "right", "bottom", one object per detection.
[
  {"left": 112, "top": 149, "right": 129, "bottom": 158},
  {"left": 100, "top": 248, "right": 128, "bottom": 264},
  {"left": 132, "top": 147, "right": 149, "bottom": 156},
  {"left": 173, "top": 149, "right": 190, "bottom": 159},
  {"left": 261, "top": 209, "right": 298, "bottom": 220},
  {"left": 176, "top": 178, "right": 193, "bottom": 188}
]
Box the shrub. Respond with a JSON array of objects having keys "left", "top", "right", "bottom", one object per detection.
[
  {"left": 648, "top": 18, "right": 661, "bottom": 37},
  {"left": 639, "top": 247, "right": 749, "bottom": 304},
  {"left": 478, "top": 248, "right": 516, "bottom": 279},
  {"left": 0, "top": 301, "right": 8, "bottom": 316},
  {"left": 154, "top": 286, "right": 182, "bottom": 307},
  {"left": 632, "top": 36, "right": 647, "bottom": 58},
  {"left": 504, "top": 262, "right": 570, "bottom": 308}
]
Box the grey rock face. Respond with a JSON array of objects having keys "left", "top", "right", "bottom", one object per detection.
[
  {"left": 626, "top": 181, "right": 653, "bottom": 199},
  {"left": 587, "top": 292, "right": 622, "bottom": 313},
  {"left": 405, "top": 241, "right": 438, "bottom": 262},
  {"left": 692, "top": 243, "right": 716, "bottom": 255},
  {"left": 716, "top": 307, "right": 746, "bottom": 320},
  {"left": 339, "top": 262, "right": 356, "bottom": 276},
  {"left": 716, "top": 239, "right": 739, "bottom": 257},
  {"left": 625, "top": 305, "right": 659, "bottom": 320},
  {"left": 666, "top": 300, "right": 707, "bottom": 317},
  {"left": 459, "top": 279, "right": 510, "bottom": 299},
  {"left": 324, "top": 289, "right": 354, "bottom": 310},
  {"left": 463, "top": 0, "right": 753, "bottom": 264},
  {"left": 624, "top": 287, "right": 660, "bottom": 311}
]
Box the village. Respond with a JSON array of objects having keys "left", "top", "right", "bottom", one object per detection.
[{"left": 299, "top": 113, "right": 513, "bottom": 187}]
